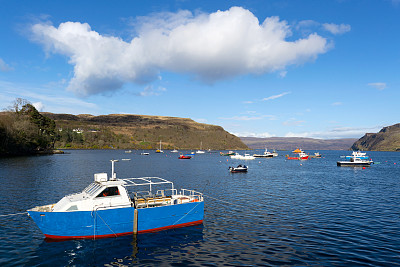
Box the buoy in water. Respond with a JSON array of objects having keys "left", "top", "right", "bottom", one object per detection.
[{"left": 363, "top": 167, "right": 366, "bottom": 169}]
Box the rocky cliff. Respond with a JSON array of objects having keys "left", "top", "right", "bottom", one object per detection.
[{"left": 351, "top": 123, "right": 400, "bottom": 151}]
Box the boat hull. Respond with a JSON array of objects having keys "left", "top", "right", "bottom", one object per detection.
[
  {"left": 337, "top": 161, "right": 372, "bottom": 167},
  {"left": 287, "top": 156, "right": 309, "bottom": 160},
  {"left": 28, "top": 202, "right": 204, "bottom": 239}
]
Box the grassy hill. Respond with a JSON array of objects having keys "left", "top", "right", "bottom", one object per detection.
[
  {"left": 241, "top": 137, "right": 358, "bottom": 150},
  {"left": 42, "top": 113, "right": 248, "bottom": 150},
  {"left": 351, "top": 123, "right": 400, "bottom": 151}
]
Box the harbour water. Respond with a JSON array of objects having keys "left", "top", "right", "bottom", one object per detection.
[{"left": 1, "top": 150, "right": 399, "bottom": 266}]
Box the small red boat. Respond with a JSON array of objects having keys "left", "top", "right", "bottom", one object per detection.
[
  {"left": 179, "top": 155, "right": 191, "bottom": 159},
  {"left": 286, "top": 151, "right": 309, "bottom": 160}
]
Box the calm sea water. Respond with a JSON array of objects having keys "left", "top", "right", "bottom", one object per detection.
[{"left": 0, "top": 149, "right": 400, "bottom": 266}]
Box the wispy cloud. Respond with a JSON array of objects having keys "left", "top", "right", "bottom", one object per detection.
[
  {"left": 282, "top": 118, "right": 305, "bottom": 126},
  {"left": 0, "top": 58, "right": 13, "bottom": 72},
  {"left": 0, "top": 80, "right": 97, "bottom": 114},
  {"left": 368, "top": 82, "right": 386, "bottom": 90},
  {"left": 284, "top": 125, "right": 383, "bottom": 139},
  {"left": 232, "top": 131, "right": 275, "bottom": 138},
  {"left": 30, "top": 7, "right": 328, "bottom": 96},
  {"left": 262, "top": 91, "right": 290, "bottom": 101},
  {"left": 220, "top": 115, "right": 266, "bottom": 121},
  {"left": 331, "top": 102, "right": 342, "bottom": 106},
  {"left": 137, "top": 85, "right": 166, "bottom": 96},
  {"left": 323, "top": 23, "right": 351, "bottom": 35}
]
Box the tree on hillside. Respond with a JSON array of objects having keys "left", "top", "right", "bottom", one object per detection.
[{"left": 0, "top": 98, "right": 57, "bottom": 155}]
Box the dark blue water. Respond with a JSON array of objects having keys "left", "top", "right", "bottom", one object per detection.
[{"left": 1, "top": 150, "right": 400, "bottom": 266}]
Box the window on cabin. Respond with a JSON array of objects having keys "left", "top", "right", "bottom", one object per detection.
[{"left": 96, "top": 186, "right": 120, "bottom": 198}]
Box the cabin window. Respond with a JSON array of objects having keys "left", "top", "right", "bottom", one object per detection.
[{"left": 96, "top": 186, "right": 120, "bottom": 198}]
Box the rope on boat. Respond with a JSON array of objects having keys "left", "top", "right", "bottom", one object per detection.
[
  {"left": 0, "top": 212, "right": 27, "bottom": 218},
  {"left": 94, "top": 210, "right": 118, "bottom": 238},
  {"left": 172, "top": 201, "right": 202, "bottom": 226}
]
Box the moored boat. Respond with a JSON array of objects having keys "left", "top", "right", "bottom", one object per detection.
[
  {"left": 155, "top": 140, "right": 164, "bottom": 153},
  {"left": 178, "top": 155, "right": 191, "bottom": 159},
  {"left": 337, "top": 157, "right": 373, "bottom": 167},
  {"left": 220, "top": 151, "right": 235, "bottom": 156},
  {"left": 309, "top": 152, "right": 322, "bottom": 158},
  {"left": 253, "top": 148, "right": 275, "bottom": 158},
  {"left": 27, "top": 160, "right": 203, "bottom": 240},
  {"left": 229, "top": 165, "right": 248, "bottom": 172},
  {"left": 230, "top": 153, "right": 255, "bottom": 160},
  {"left": 286, "top": 151, "right": 309, "bottom": 160}
]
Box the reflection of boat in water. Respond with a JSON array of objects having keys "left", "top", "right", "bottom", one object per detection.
[
  {"left": 27, "top": 160, "right": 204, "bottom": 240},
  {"left": 229, "top": 165, "right": 248, "bottom": 172},
  {"left": 337, "top": 157, "right": 373, "bottom": 167},
  {"left": 33, "top": 224, "right": 204, "bottom": 266},
  {"left": 286, "top": 151, "right": 309, "bottom": 160}
]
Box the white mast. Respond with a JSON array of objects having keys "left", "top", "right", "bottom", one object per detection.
[{"left": 110, "top": 159, "right": 119, "bottom": 180}]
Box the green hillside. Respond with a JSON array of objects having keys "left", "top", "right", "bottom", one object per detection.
[{"left": 42, "top": 113, "right": 248, "bottom": 150}]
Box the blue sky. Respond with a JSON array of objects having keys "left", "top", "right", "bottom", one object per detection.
[{"left": 1, "top": 0, "right": 399, "bottom": 139}]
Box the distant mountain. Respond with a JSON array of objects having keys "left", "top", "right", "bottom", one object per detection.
[
  {"left": 240, "top": 137, "right": 357, "bottom": 150},
  {"left": 351, "top": 123, "right": 400, "bottom": 151},
  {"left": 41, "top": 113, "right": 248, "bottom": 150}
]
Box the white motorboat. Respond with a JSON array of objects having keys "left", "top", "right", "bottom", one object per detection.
[
  {"left": 229, "top": 165, "right": 248, "bottom": 172},
  {"left": 337, "top": 157, "right": 373, "bottom": 167},
  {"left": 253, "top": 148, "right": 274, "bottom": 158}
]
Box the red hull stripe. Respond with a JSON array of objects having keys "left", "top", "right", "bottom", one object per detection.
[{"left": 44, "top": 220, "right": 203, "bottom": 240}]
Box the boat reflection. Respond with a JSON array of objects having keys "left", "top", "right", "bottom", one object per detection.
[{"left": 29, "top": 224, "right": 204, "bottom": 266}]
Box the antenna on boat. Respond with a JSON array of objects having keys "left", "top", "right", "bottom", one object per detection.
[{"left": 110, "top": 159, "right": 119, "bottom": 180}]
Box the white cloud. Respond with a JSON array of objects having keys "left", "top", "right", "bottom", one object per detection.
[
  {"left": 331, "top": 102, "right": 342, "bottom": 106},
  {"left": 262, "top": 91, "right": 290, "bottom": 101},
  {"left": 0, "top": 58, "right": 13, "bottom": 72},
  {"left": 323, "top": 23, "right": 351, "bottom": 35},
  {"left": 138, "top": 85, "right": 166, "bottom": 96},
  {"left": 232, "top": 131, "right": 275, "bottom": 138},
  {"left": 31, "top": 7, "right": 328, "bottom": 96},
  {"left": 33, "top": 102, "right": 45, "bottom": 111},
  {"left": 368, "top": 82, "right": 386, "bottom": 90},
  {"left": 282, "top": 118, "right": 304, "bottom": 126}
]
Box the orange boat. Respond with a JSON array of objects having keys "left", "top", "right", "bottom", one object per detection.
[{"left": 292, "top": 148, "right": 302, "bottom": 153}]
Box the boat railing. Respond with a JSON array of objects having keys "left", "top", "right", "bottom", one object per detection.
[{"left": 178, "top": 189, "right": 204, "bottom": 201}]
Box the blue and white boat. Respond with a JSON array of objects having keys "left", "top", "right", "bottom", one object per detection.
[
  {"left": 27, "top": 160, "right": 204, "bottom": 240},
  {"left": 345, "top": 151, "right": 369, "bottom": 160}
]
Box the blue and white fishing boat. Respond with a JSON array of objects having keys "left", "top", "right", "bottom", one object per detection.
[
  {"left": 27, "top": 160, "right": 204, "bottom": 240},
  {"left": 345, "top": 151, "right": 369, "bottom": 160}
]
